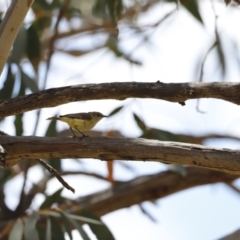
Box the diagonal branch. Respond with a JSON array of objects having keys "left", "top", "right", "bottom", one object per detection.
[
  {"left": 0, "top": 82, "right": 240, "bottom": 118},
  {"left": 72, "top": 167, "right": 238, "bottom": 216},
  {"left": 1, "top": 136, "right": 240, "bottom": 175}
]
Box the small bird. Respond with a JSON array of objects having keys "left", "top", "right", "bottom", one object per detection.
[{"left": 46, "top": 111, "right": 108, "bottom": 137}]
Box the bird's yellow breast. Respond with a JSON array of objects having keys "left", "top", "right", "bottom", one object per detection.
[{"left": 59, "top": 117, "right": 98, "bottom": 130}]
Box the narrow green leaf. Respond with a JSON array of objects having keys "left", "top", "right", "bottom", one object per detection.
[
  {"left": 40, "top": 188, "right": 64, "bottom": 209},
  {"left": 45, "top": 119, "right": 62, "bottom": 170},
  {"left": 46, "top": 217, "right": 51, "bottom": 240},
  {"left": 18, "top": 74, "right": 26, "bottom": 96},
  {"left": 9, "top": 219, "right": 24, "bottom": 240},
  {"left": 81, "top": 209, "right": 115, "bottom": 240},
  {"left": 50, "top": 216, "right": 65, "bottom": 240},
  {"left": 224, "top": 0, "right": 231, "bottom": 5},
  {"left": 45, "top": 118, "right": 58, "bottom": 137},
  {"left": 21, "top": 71, "right": 39, "bottom": 93},
  {"left": 108, "top": 106, "right": 123, "bottom": 116},
  {"left": 49, "top": 0, "right": 62, "bottom": 9},
  {"left": 65, "top": 7, "right": 81, "bottom": 19},
  {"left": 24, "top": 212, "right": 40, "bottom": 240},
  {"left": 133, "top": 113, "right": 147, "bottom": 131},
  {"left": 36, "top": 225, "right": 47, "bottom": 240},
  {"left": 49, "top": 211, "right": 102, "bottom": 225},
  {"left": 181, "top": 0, "right": 203, "bottom": 24},
  {"left": 14, "top": 114, "right": 24, "bottom": 136},
  {"left": 70, "top": 218, "right": 90, "bottom": 240},
  {"left": 216, "top": 34, "right": 226, "bottom": 77},
  {"left": 59, "top": 211, "right": 73, "bottom": 240},
  {"left": 0, "top": 65, "right": 15, "bottom": 100},
  {"left": 11, "top": 26, "right": 27, "bottom": 64},
  {"left": 26, "top": 24, "right": 41, "bottom": 71}
]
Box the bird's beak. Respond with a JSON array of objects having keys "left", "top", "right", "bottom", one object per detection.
[{"left": 103, "top": 115, "right": 108, "bottom": 118}]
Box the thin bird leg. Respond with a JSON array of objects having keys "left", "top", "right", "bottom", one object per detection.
[
  {"left": 70, "top": 127, "right": 77, "bottom": 137},
  {"left": 75, "top": 127, "right": 88, "bottom": 137}
]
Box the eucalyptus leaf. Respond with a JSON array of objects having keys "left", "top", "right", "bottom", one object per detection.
[
  {"left": 70, "top": 218, "right": 90, "bottom": 240},
  {"left": 108, "top": 106, "right": 123, "bottom": 116},
  {"left": 81, "top": 209, "right": 115, "bottom": 240},
  {"left": 46, "top": 217, "right": 51, "bottom": 240},
  {"left": 0, "top": 65, "right": 15, "bottom": 100},
  {"left": 11, "top": 26, "right": 27, "bottom": 64},
  {"left": 24, "top": 212, "right": 40, "bottom": 240},
  {"left": 59, "top": 211, "right": 73, "bottom": 240},
  {"left": 181, "top": 0, "right": 203, "bottom": 25},
  {"left": 21, "top": 71, "right": 38, "bottom": 93},
  {"left": 40, "top": 188, "right": 64, "bottom": 209},
  {"left": 26, "top": 24, "right": 41, "bottom": 71},
  {"left": 9, "top": 219, "right": 24, "bottom": 240},
  {"left": 49, "top": 216, "right": 65, "bottom": 240}
]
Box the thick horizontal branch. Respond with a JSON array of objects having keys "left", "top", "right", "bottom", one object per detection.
[
  {"left": 74, "top": 167, "right": 238, "bottom": 216},
  {"left": 1, "top": 82, "right": 240, "bottom": 118},
  {"left": 1, "top": 136, "right": 240, "bottom": 175}
]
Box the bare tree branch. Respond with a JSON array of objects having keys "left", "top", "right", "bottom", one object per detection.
[
  {"left": 72, "top": 167, "right": 238, "bottom": 216},
  {"left": 0, "top": 0, "right": 34, "bottom": 74},
  {"left": 1, "top": 136, "right": 240, "bottom": 175},
  {"left": 0, "top": 82, "right": 240, "bottom": 118},
  {"left": 219, "top": 228, "right": 240, "bottom": 240}
]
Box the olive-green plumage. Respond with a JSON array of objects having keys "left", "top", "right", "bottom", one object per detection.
[{"left": 46, "top": 112, "right": 108, "bottom": 137}]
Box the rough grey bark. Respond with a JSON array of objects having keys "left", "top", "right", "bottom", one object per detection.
[
  {"left": 69, "top": 167, "right": 238, "bottom": 216},
  {"left": 1, "top": 136, "right": 240, "bottom": 175},
  {"left": 1, "top": 82, "right": 240, "bottom": 118}
]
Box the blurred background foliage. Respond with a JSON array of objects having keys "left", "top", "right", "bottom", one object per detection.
[{"left": 0, "top": 0, "right": 240, "bottom": 239}]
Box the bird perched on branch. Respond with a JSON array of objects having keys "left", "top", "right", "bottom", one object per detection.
[{"left": 46, "top": 112, "right": 108, "bottom": 137}]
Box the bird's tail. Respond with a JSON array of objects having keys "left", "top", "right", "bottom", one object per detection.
[{"left": 46, "top": 117, "right": 60, "bottom": 120}]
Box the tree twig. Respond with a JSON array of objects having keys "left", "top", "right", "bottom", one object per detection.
[{"left": 37, "top": 159, "right": 75, "bottom": 193}]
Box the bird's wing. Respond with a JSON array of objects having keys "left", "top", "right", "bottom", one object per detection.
[{"left": 60, "top": 113, "right": 92, "bottom": 120}]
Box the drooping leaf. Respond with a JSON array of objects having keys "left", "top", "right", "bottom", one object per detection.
[
  {"left": 133, "top": 113, "right": 147, "bottom": 132},
  {"left": 24, "top": 212, "right": 40, "bottom": 240},
  {"left": 21, "top": 70, "right": 39, "bottom": 93},
  {"left": 139, "top": 204, "right": 157, "bottom": 222},
  {"left": 65, "top": 7, "right": 81, "bottom": 19},
  {"left": 180, "top": 0, "right": 203, "bottom": 24},
  {"left": 107, "top": 0, "right": 123, "bottom": 23},
  {"left": 108, "top": 106, "right": 123, "bottom": 116},
  {"left": 26, "top": 24, "right": 41, "bottom": 71},
  {"left": 93, "top": 0, "right": 108, "bottom": 19},
  {"left": 45, "top": 118, "right": 58, "bottom": 137},
  {"left": 45, "top": 119, "right": 62, "bottom": 171},
  {"left": 9, "top": 219, "right": 24, "bottom": 240},
  {"left": 32, "top": 0, "right": 51, "bottom": 11},
  {"left": 0, "top": 168, "right": 13, "bottom": 187},
  {"left": 40, "top": 188, "right": 64, "bottom": 209},
  {"left": 80, "top": 209, "right": 115, "bottom": 240},
  {"left": 216, "top": 33, "right": 226, "bottom": 77},
  {"left": 36, "top": 225, "right": 47, "bottom": 240},
  {"left": 11, "top": 26, "right": 27, "bottom": 64},
  {"left": 0, "top": 65, "right": 15, "bottom": 100},
  {"left": 59, "top": 211, "right": 73, "bottom": 240},
  {"left": 224, "top": 0, "right": 231, "bottom": 5},
  {"left": 93, "top": 0, "right": 123, "bottom": 21},
  {"left": 49, "top": 216, "right": 65, "bottom": 240},
  {"left": 45, "top": 217, "right": 51, "bottom": 240},
  {"left": 69, "top": 218, "right": 90, "bottom": 240},
  {"left": 14, "top": 114, "right": 23, "bottom": 136}
]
